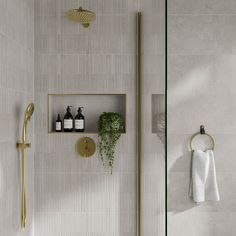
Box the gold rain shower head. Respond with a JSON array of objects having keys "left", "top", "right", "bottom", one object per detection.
[{"left": 66, "top": 7, "right": 96, "bottom": 28}]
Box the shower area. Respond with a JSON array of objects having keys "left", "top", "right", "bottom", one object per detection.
[
  {"left": 3, "top": 0, "right": 235, "bottom": 235},
  {"left": 0, "top": 0, "right": 165, "bottom": 236},
  {"left": 3, "top": 0, "right": 236, "bottom": 236}
]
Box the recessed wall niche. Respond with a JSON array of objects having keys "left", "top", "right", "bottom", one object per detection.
[
  {"left": 152, "top": 94, "right": 165, "bottom": 138},
  {"left": 48, "top": 94, "right": 126, "bottom": 133}
]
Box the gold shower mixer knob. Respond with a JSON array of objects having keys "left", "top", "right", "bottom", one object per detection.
[{"left": 76, "top": 137, "right": 96, "bottom": 158}]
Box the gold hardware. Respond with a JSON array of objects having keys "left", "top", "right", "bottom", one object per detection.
[
  {"left": 76, "top": 137, "right": 96, "bottom": 158},
  {"left": 66, "top": 7, "right": 96, "bottom": 28},
  {"left": 189, "top": 129, "right": 215, "bottom": 151},
  {"left": 136, "top": 12, "right": 141, "bottom": 236},
  {"left": 16, "top": 103, "right": 34, "bottom": 229},
  {"left": 16, "top": 143, "right": 31, "bottom": 149}
]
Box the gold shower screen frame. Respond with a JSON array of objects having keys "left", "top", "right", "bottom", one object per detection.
[
  {"left": 136, "top": 12, "right": 141, "bottom": 236},
  {"left": 45, "top": 12, "right": 142, "bottom": 236}
]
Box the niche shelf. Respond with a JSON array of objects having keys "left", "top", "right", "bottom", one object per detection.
[
  {"left": 48, "top": 94, "right": 126, "bottom": 134},
  {"left": 152, "top": 94, "right": 165, "bottom": 134}
]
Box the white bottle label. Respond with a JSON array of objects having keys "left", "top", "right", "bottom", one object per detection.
[
  {"left": 64, "top": 119, "right": 73, "bottom": 129},
  {"left": 75, "top": 120, "right": 84, "bottom": 129},
  {"left": 56, "top": 122, "right": 61, "bottom": 131}
]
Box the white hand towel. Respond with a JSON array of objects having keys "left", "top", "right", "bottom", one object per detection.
[{"left": 189, "top": 150, "right": 220, "bottom": 203}]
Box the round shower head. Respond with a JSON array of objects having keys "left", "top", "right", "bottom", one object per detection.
[
  {"left": 66, "top": 7, "right": 96, "bottom": 27},
  {"left": 24, "top": 103, "right": 34, "bottom": 123}
]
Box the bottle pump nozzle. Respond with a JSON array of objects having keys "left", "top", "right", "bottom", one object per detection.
[
  {"left": 67, "top": 106, "right": 72, "bottom": 111},
  {"left": 78, "top": 107, "right": 84, "bottom": 112}
]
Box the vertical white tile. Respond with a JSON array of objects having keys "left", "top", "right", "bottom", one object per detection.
[{"left": 0, "top": 0, "right": 34, "bottom": 235}]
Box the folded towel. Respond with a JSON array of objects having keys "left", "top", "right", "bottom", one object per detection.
[{"left": 189, "top": 150, "right": 220, "bottom": 203}]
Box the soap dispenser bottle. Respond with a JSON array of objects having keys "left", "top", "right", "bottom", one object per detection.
[
  {"left": 55, "top": 114, "right": 62, "bottom": 132},
  {"left": 64, "top": 106, "right": 73, "bottom": 132},
  {"left": 75, "top": 107, "right": 85, "bottom": 132}
]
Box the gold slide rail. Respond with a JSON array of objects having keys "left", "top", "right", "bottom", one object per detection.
[{"left": 16, "top": 103, "right": 34, "bottom": 229}]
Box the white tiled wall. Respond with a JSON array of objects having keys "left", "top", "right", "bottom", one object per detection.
[
  {"left": 0, "top": 0, "right": 34, "bottom": 235},
  {"left": 34, "top": 0, "right": 137, "bottom": 235},
  {"left": 34, "top": 0, "right": 165, "bottom": 236},
  {"left": 141, "top": 0, "right": 165, "bottom": 235},
  {"left": 0, "top": 0, "right": 163, "bottom": 235},
  {"left": 168, "top": 0, "right": 236, "bottom": 235}
]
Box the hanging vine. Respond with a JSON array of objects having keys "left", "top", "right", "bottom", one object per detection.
[{"left": 98, "top": 112, "right": 124, "bottom": 174}]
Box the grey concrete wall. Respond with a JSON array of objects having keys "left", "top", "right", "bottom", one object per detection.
[{"left": 168, "top": 1, "right": 236, "bottom": 235}]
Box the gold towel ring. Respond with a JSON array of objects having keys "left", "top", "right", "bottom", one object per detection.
[{"left": 189, "top": 125, "right": 215, "bottom": 151}]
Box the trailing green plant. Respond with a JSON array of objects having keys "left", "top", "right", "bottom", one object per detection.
[{"left": 98, "top": 112, "right": 124, "bottom": 174}]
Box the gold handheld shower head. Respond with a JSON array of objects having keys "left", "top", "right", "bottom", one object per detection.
[
  {"left": 21, "top": 103, "right": 34, "bottom": 144},
  {"left": 66, "top": 7, "right": 96, "bottom": 27},
  {"left": 24, "top": 103, "right": 34, "bottom": 124},
  {"left": 17, "top": 102, "right": 34, "bottom": 230}
]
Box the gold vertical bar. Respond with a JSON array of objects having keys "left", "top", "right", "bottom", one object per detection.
[
  {"left": 136, "top": 12, "right": 141, "bottom": 236},
  {"left": 21, "top": 148, "right": 26, "bottom": 229}
]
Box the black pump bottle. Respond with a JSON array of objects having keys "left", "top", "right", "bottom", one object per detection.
[
  {"left": 75, "top": 107, "right": 85, "bottom": 132},
  {"left": 64, "top": 106, "right": 73, "bottom": 132},
  {"left": 55, "top": 114, "right": 62, "bottom": 132}
]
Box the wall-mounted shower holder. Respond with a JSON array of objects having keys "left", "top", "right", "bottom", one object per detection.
[{"left": 16, "top": 142, "right": 31, "bottom": 149}]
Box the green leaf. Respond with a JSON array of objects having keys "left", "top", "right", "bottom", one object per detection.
[{"left": 98, "top": 112, "right": 124, "bottom": 174}]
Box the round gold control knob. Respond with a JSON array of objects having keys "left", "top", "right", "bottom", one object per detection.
[{"left": 76, "top": 137, "right": 96, "bottom": 158}]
